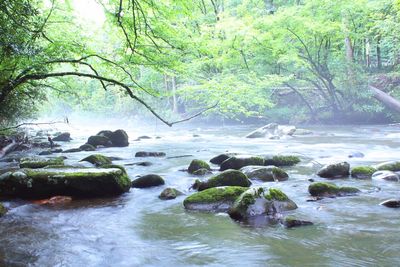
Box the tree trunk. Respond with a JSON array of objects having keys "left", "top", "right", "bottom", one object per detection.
[
  {"left": 377, "top": 37, "right": 382, "bottom": 69},
  {"left": 171, "top": 76, "right": 178, "bottom": 113},
  {"left": 369, "top": 86, "right": 400, "bottom": 113},
  {"left": 365, "top": 38, "right": 371, "bottom": 68}
]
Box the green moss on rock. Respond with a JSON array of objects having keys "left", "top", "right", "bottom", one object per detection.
[
  {"left": 265, "top": 188, "right": 289, "bottom": 201},
  {"left": 193, "top": 170, "right": 251, "bottom": 191},
  {"left": 351, "top": 166, "right": 376, "bottom": 179},
  {"left": 375, "top": 161, "right": 400, "bottom": 172},
  {"left": 0, "top": 168, "right": 131, "bottom": 198},
  {"left": 264, "top": 155, "right": 301, "bottom": 167},
  {"left": 0, "top": 203, "right": 7, "bottom": 217},
  {"left": 188, "top": 159, "right": 211, "bottom": 174},
  {"left": 317, "top": 162, "right": 350, "bottom": 178},
  {"left": 20, "top": 157, "right": 64, "bottom": 169},
  {"left": 308, "top": 182, "right": 360, "bottom": 197},
  {"left": 240, "top": 166, "right": 289, "bottom": 182},
  {"left": 183, "top": 186, "right": 247, "bottom": 212},
  {"left": 159, "top": 188, "right": 183, "bottom": 200},
  {"left": 80, "top": 154, "right": 112, "bottom": 166}
]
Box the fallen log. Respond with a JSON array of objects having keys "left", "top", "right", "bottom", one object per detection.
[
  {"left": 369, "top": 85, "right": 400, "bottom": 113},
  {"left": 0, "top": 140, "right": 19, "bottom": 158}
]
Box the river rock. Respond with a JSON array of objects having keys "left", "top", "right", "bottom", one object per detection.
[
  {"left": 183, "top": 186, "right": 247, "bottom": 212},
  {"left": 240, "top": 165, "right": 288, "bottom": 182},
  {"left": 52, "top": 132, "right": 72, "bottom": 142},
  {"left": 108, "top": 129, "right": 129, "bottom": 147},
  {"left": 79, "top": 144, "right": 96, "bottom": 151},
  {"left": 135, "top": 151, "right": 166, "bottom": 157},
  {"left": 293, "top": 129, "right": 313, "bottom": 136},
  {"left": 372, "top": 170, "right": 400, "bottom": 181},
  {"left": 87, "top": 135, "right": 112, "bottom": 147},
  {"left": 350, "top": 166, "right": 376, "bottom": 179},
  {"left": 39, "top": 150, "right": 52, "bottom": 156},
  {"left": 159, "top": 188, "right": 183, "bottom": 200},
  {"left": 20, "top": 157, "right": 64, "bottom": 169},
  {"left": 348, "top": 152, "right": 365, "bottom": 158},
  {"left": 192, "top": 170, "right": 251, "bottom": 191},
  {"left": 192, "top": 168, "right": 211, "bottom": 175},
  {"left": 264, "top": 155, "right": 300, "bottom": 167},
  {"left": 308, "top": 182, "right": 360, "bottom": 197},
  {"left": 317, "top": 162, "right": 350, "bottom": 178},
  {"left": 0, "top": 167, "right": 131, "bottom": 198},
  {"left": 228, "top": 187, "right": 297, "bottom": 221},
  {"left": 283, "top": 216, "right": 313, "bottom": 228},
  {"left": 131, "top": 174, "right": 165, "bottom": 188},
  {"left": 188, "top": 159, "right": 211, "bottom": 174},
  {"left": 220, "top": 156, "right": 264, "bottom": 171},
  {"left": 209, "top": 153, "right": 237, "bottom": 165},
  {"left": 62, "top": 148, "right": 82, "bottom": 153},
  {"left": 80, "top": 154, "right": 112, "bottom": 166},
  {"left": 375, "top": 161, "right": 400, "bottom": 172},
  {"left": 97, "top": 130, "right": 113, "bottom": 138},
  {"left": 380, "top": 199, "right": 400, "bottom": 208}
]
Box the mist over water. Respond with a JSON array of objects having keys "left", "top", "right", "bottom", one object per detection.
[{"left": 2, "top": 115, "right": 400, "bottom": 266}]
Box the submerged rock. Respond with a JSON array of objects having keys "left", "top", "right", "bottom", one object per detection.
[
  {"left": 135, "top": 151, "right": 166, "bottom": 157},
  {"left": 131, "top": 174, "right": 165, "bottom": 188},
  {"left": 375, "top": 161, "right": 400, "bottom": 172},
  {"left": 228, "top": 187, "right": 297, "bottom": 221},
  {"left": 380, "top": 199, "right": 400, "bottom": 208},
  {"left": 79, "top": 144, "right": 96, "bottom": 151},
  {"left": 317, "top": 162, "right": 350, "bottom": 178},
  {"left": 245, "top": 123, "right": 296, "bottom": 139},
  {"left": 283, "top": 216, "right": 313, "bottom": 228},
  {"left": 348, "top": 152, "right": 365, "bottom": 158},
  {"left": 192, "top": 170, "right": 251, "bottom": 191},
  {"left": 350, "top": 166, "right": 376, "bottom": 179},
  {"left": 62, "top": 148, "right": 82, "bottom": 153},
  {"left": 188, "top": 159, "right": 211, "bottom": 174},
  {"left": 159, "top": 188, "right": 183, "bottom": 200},
  {"left": 220, "top": 156, "right": 264, "bottom": 171},
  {"left": 0, "top": 167, "right": 131, "bottom": 198},
  {"left": 39, "top": 150, "right": 52, "bottom": 156},
  {"left": 183, "top": 186, "right": 247, "bottom": 212},
  {"left": 80, "top": 154, "right": 112, "bottom": 166},
  {"left": 20, "top": 157, "right": 64, "bottom": 169},
  {"left": 52, "top": 132, "right": 72, "bottom": 142},
  {"left": 209, "top": 153, "right": 237, "bottom": 165},
  {"left": 372, "top": 170, "right": 400, "bottom": 182},
  {"left": 264, "top": 155, "right": 300, "bottom": 167},
  {"left": 240, "top": 165, "right": 288, "bottom": 182},
  {"left": 308, "top": 182, "right": 360, "bottom": 197}
]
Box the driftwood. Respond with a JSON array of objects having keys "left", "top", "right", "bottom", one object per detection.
[
  {"left": 0, "top": 121, "right": 64, "bottom": 132},
  {"left": 0, "top": 140, "right": 18, "bottom": 158},
  {"left": 369, "top": 86, "right": 400, "bottom": 113}
]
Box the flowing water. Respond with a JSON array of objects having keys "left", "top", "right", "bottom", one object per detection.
[{"left": 1, "top": 122, "right": 400, "bottom": 266}]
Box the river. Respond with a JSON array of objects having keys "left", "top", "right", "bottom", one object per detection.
[{"left": 1, "top": 122, "right": 400, "bottom": 266}]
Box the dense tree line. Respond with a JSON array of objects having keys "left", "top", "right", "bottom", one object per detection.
[{"left": 1, "top": 0, "right": 400, "bottom": 126}]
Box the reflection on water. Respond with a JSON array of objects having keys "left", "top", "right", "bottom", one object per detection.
[{"left": 1, "top": 124, "right": 400, "bottom": 266}]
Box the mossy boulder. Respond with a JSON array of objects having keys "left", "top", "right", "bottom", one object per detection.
[
  {"left": 80, "top": 154, "right": 112, "bottom": 166},
  {"left": 240, "top": 165, "right": 289, "bottom": 182},
  {"left": 0, "top": 203, "right": 7, "bottom": 217},
  {"left": 87, "top": 135, "right": 112, "bottom": 147},
  {"left": 188, "top": 159, "right": 211, "bottom": 174},
  {"left": 131, "top": 174, "right": 165, "bottom": 188},
  {"left": 192, "top": 168, "right": 211, "bottom": 176},
  {"left": 283, "top": 216, "right": 313, "bottom": 228},
  {"left": 209, "top": 153, "right": 236, "bottom": 165},
  {"left": 228, "top": 187, "right": 297, "bottom": 221},
  {"left": 79, "top": 144, "right": 96, "bottom": 151},
  {"left": 52, "top": 132, "right": 71, "bottom": 142},
  {"left": 20, "top": 157, "right": 64, "bottom": 169},
  {"left": 375, "top": 161, "right": 400, "bottom": 172},
  {"left": 308, "top": 182, "right": 360, "bottom": 197},
  {"left": 97, "top": 130, "right": 113, "bottom": 138},
  {"left": 220, "top": 156, "right": 264, "bottom": 171},
  {"left": 100, "top": 164, "right": 127, "bottom": 174},
  {"left": 159, "top": 188, "right": 183, "bottom": 200},
  {"left": 350, "top": 166, "right": 376, "bottom": 179},
  {"left": 192, "top": 170, "right": 251, "bottom": 191},
  {"left": 372, "top": 170, "right": 400, "bottom": 181},
  {"left": 183, "top": 186, "right": 247, "bottom": 212},
  {"left": 135, "top": 151, "right": 166, "bottom": 157},
  {"left": 264, "top": 155, "right": 300, "bottom": 167},
  {"left": 0, "top": 167, "right": 131, "bottom": 198},
  {"left": 317, "top": 162, "right": 350, "bottom": 178}
]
